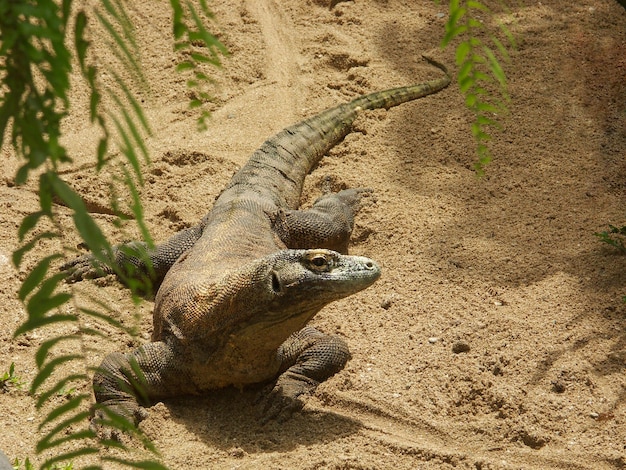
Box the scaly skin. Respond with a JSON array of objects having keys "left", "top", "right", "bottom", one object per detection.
[{"left": 61, "top": 58, "right": 450, "bottom": 438}]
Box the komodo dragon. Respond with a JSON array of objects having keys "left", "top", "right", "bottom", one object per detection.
[{"left": 61, "top": 58, "right": 450, "bottom": 436}]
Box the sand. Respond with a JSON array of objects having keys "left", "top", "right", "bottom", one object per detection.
[{"left": 1, "top": 0, "right": 625, "bottom": 468}]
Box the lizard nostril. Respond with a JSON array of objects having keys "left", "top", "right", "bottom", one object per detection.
[{"left": 365, "top": 261, "right": 374, "bottom": 269}]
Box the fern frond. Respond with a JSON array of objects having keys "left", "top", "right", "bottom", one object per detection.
[
  {"left": 3, "top": 1, "right": 222, "bottom": 467},
  {"left": 36, "top": 373, "right": 89, "bottom": 408},
  {"left": 0, "top": 0, "right": 72, "bottom": 184},
  {"left": 41, "top": 448, "right": 99, "bottom": 470},
  {"left": 102, "top": 457, "right": 169, "bottom": 470},
  {"left": 38, "top": 396, "right": 91, "bottom": 433},
  {"left": 30, "top": 355, "right": 83, "bottom": 395},
  {"left": 441, "top": 0, "right": 514, "bottom": 174},
  {"left": 169, "top": 0, "right": 228, "bottom": 129}
]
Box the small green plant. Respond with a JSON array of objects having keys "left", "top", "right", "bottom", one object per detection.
[
  {"left": 0, "top": 363, "right": 25, "bottom": 391},
  {"left": 55, "top": 386, "right": 77, "bottom": 399},
  {"left": 594, "top": 225, "right": 626, "bottom": 254},
  {"left": 53, "top": 462, "right": 73, "bottom": 470},
  {"left": 12, "top": 457, "right": 35, "bottom": 470},
  {"left": 12, "top": 458, "right": 72, "bottom": 470}
]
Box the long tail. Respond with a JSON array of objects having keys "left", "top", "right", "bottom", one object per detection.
[
  {"left": 349, "top": 58, "right": 450, "bottom": 112},
  {"left": 227, "top": 57, "right": 450, "bottom": 208}
]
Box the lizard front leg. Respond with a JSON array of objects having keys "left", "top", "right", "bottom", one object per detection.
[
  {"left": 91, "top": 341, "right": 192, "bottom": 440},
  {"left": 60, "top": 223, "right": 205, "bottom": 293},
  {"left": 261, "top": 326, "right": 351, "bottom": 423},
  {"left": 272, "top": 188, "right": 373, "bottom": 254}
]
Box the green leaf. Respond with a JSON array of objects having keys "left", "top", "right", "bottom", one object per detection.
[
  {"left": 490, "top": 35, "right": 510, "bottom": 63},
  {"left": 35, "top": 335, "right": 81, "bottom": 368},
  {"left": 476, "top": 114, "right": 501, "bottom": 128},
  {"left": 79, "top": 307, "right": 125, "bottom": 330},
  {"left": 13, "top": 232, "right": 59, "bottom": 268},
  {"left": 102, "top": 458, "right": 168, "bottom": 470},
  {"left": 189, "top": 51, "right": 218, "bottom": 65},
  {"left": 18, "top": 211, "right": 46, "bottom": 241},
  {"left": 473, "top": 70, "right": 491, "bottom": 82},
  {"left": 94, "top": 8, "right": 145, "bottom": 88},
  {"left": 30, "top": 354, "right": 82, "bottom": 395},
  {"left": 97, "top": 132, "right": 108, "bottom": 156},
  {"left": 74, "top": 10, "right": 89, "bottom": 71},
  {"left": 41, "top": 447, "right": 99, "bottom": 470},
  {"left": 483, "top": 45, "right": 507, "bottom": 90},
  {"left": 467, "top": 0, "right": 488, "bottom": 11},
  {"left": 38, "top": 172, "right": 54, "bottom": 214},
  {"left": 446, "top": 3, "right": 466, "bottom": 33},
  {"left": 38, "top": 394, "right": 90, "bottom": 431},
  {"left": 498, "top": 22, "right": 516, "bottom": 49},
  {"left": 48, "top": 172, "right": 86, "bottom": 212},
  {"left": 36, "top": 373, "right": 88, "bottom": 409},
  {"left": 457, "top": 60, "right": 474, "bottom": 84},
  {"left": 101, "top": 0, "right": 136, "bottom": 52},
  {"left": 109, "top": 112, "right": 142, "bottom": 182},
  {"left": 107, "top": 68, "right": 151, "bottom": 137},
  {"left": 18, "top": 255, "right": 61, "bottom": 301},
  {"left": 73, "top": 211, "right": 108, "bottom": 256},
  {"left": 170, "top": 0, "right": 185, "bottom": 39},
  {"left": 176, "top": 61, "right": 194, "bottom": 72},
  {"left": 121, "top": 166, "right": 153, "bottom": 247},
  {"left": 467, "top": 17, "right": 483, "bottom": 29},
  {"left": 25, "top": 271, "right": 69, "bottom": 313},
  {"left": 14, "top": 314, "right": 77, "bottom": 338},
  {"left": 475, "top": 101, "right": 501, "bottom": 113},
  {"left": 471, "top": 122, "right": 491, "bottom": 141},
  {"left": 109, "top": 87, "right": 150, "bottom": 167},
  {"left": 455, "top": 41, "right": 471, "bottom": 66}
]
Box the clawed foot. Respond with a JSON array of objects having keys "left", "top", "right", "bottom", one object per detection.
[
  {"left": 258, "top": 371, "right": 319, "bottom": 424},
  {"left": 60, "top": 253, "right": 113, "bottom": 283},
  {"left": 335, "top": 187, "right": 375, "bottom": 214},
  {"left": 90, "top": 401, "right": 149, "bottom": 442}
]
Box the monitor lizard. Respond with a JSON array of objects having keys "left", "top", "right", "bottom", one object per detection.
[{"left": 61, "top": 57, "right": 450, "bottom": 438}]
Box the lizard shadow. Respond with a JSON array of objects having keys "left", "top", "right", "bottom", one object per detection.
[{"left": 158, "top": 387, "right": 362, "bottom": 453}]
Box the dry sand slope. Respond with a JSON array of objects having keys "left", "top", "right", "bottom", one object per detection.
[{"left": 1, "top": 0, "right": 626, "bottom": 468}]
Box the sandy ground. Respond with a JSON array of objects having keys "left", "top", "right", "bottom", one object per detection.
[{"left": 1, "top": 0, "right": 626, "bottom": 468}]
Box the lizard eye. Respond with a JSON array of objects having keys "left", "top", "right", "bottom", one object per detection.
[
  {"left": 312, "top": 256, "right": 327, "bottom": 267},
  {"left": 306, "top": 252, "right": 332, "bottom": 272}
]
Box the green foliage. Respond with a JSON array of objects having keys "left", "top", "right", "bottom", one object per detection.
[
  {"left": 0, "top": 0, "right": 72, "bottom": 185},
  {"left": 170, "top": 0, "right": 229, "bottom": 130},
  {"left": 11, "top": 457, "right": 76, "bottom": 470},
  {"left": 441, "top": 0, "right": 514, "bottom": 174},
  {"left": 0, "top": 0, "right": 224, "bottom": 468},
  {"left": 12, "top": 458, "right": 74, "bottom": 470},
  {"left": 594, "top": 225, "right": 626, "bottom": 254},
  {"left": 12, "top": 457, "right": 35, "bottom": 470},
  {"left": 0, "top": 362, "right": 25, "bottom": 391}
]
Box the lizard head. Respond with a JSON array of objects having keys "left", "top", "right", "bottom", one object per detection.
[
  {"left": 198, "top": 249, "right": 380, "bottom": 351},
  {"left": 264, "top": 248, "right": 381, "bottom": 321}
]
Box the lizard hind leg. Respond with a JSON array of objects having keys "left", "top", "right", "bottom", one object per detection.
[{"left": 272, "top": 188, "right": 374, "bottom": 253}]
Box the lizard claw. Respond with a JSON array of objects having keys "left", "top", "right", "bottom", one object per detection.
[
  {"left": 90, "top": 401, "right": 149, "bottom": 442},
  {"left": 335, "top": 187, "right": 375, "bottom": 214},
  {"left": 60, "top": 253, "right": 114, "bottom": 283},
  {"left": 258, "top": 372, "right": 318, "bottom": 424}
]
